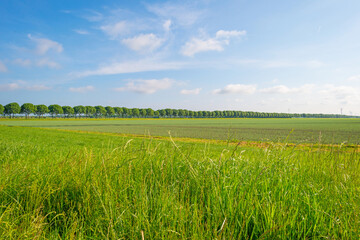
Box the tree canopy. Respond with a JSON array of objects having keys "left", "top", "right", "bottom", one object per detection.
[
  {"left": 21, "top": 103, "right": 35, "bottom": 118},
  {"left": 4, "top": 102, "right": 21, "bottom": 117},
  {"left": 35, "top": 105, "right": 49, "bottom": 118},
  {"left": 0, "top": 104, "right": 4, "bottom": 115},
  {"left": 0, "top": 102, "right": 358, "bottom": 119},
  {"left": 49, "top": 104, "right": 63, "bottom": 116}
]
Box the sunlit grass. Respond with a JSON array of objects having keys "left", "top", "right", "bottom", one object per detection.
[
  {"left": 1, "top": 118, "right": 360, "bottom": 144},
  {"left": 0, "top": 126, "right": 359, "bottom": 239}
]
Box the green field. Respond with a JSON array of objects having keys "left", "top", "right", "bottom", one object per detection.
[
  {"left": 0, "top": 124, "right": 359, "bottom": 239},
  {"left": 1, "top": 118, "right": 360, "bottom": 144}
]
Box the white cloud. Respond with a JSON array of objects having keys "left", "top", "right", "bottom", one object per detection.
[
  {"left": 347, "top": 75, "right": 360, "bottom": 82},
  {"left": 0, "top": 83, "right": 20, "bottom": 91},
  {"left": 180, "top": 88, "right": 201, "bottom": 95},
  {"left": 0, "top": 82, "right": 51, "bottom": 91},
  {"left": 216, "top": 30, "right": 246, "bottom": 39},
  {"left": 320, "top": 84, "right": 360, "bottom": 105},
  {"left": 100, "top": 21, "right": 128, "bottom": 39},
  {"left": 229, "top": 58, "right": 325, "bottom": 69},
  {"left": 181, "top": 38, "right": 224, "bottom": 57},
  {"left": 26, "top": 85, "right": 52, "bottom": 91},
  {"left": 74, "top": 29, "right": 90, "bottom": 35},
  {"left": 213, "top": 84, "right": 256, "bottom": 94},
  {"left": 115, "top": 78, "right": 174, "bottom": 94},
  {"left": 163, "top": 19, "right": 172, "bottom": 32},
  {"left": 82, "top": 10, "right": 103, "bottom": 22},
  {"left": 36, "top": 58, "right": 61, "bottom": 69},
  {"left": 0, "top": 61, "right": 7, "bottom": 72},
  {"left": 12, "top": 58, "right": 60, "bottom": 69},
  {"left": 181, "top": 29, "right": 246, "bottom": 56},
  {"left": 69, "top": 85, "right": 95, "bottom": 93},
  {"left": 122, "top": 33, "right": 164, "bottom": 53},
  {"left": 147, "top": 2, "right": 203, "bottom": 26},
  {"left": 28, "top": 34, "right": 63, "bottom": 55},
  {"left": 13, "top": 58, "right": 32, "bottom": 67},
  {"left": 260, "top": 84, "right": 314, "bottom": 94},
  {"left": 75, "top": 59, "right": 184, "bottom": 78},
  {"left": 305, "top": 60, "right": 325, "bottom": 68}
]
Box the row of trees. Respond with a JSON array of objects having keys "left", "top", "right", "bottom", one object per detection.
[{"left": 0, "top": 102, "right": 356, "bottom": 119}]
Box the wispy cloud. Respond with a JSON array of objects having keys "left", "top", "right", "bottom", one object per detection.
[
  {"left": 74, "top": 59, "right": 185, "bottom": 78},
  {"left": 181, "top": 30, "right": 246, "bottom": 56},
  {"left": 36, "top": 58, "right": 61, "bottom": 69},
  {"left": 0, "top": 61, "right": 8, "bottom": 72},
  {"left": 100, "top": 21, "right": 128, "bottom": 39},
  {"left": 69, "top": 85, "right": 95, "bottom": 93},
  {"left": 146, "top": 2, "right": 203, "bottom": 26},
  {"left": 28, "top": 34, "right": 63, "bottom": 55},
  {"left": 122, "top": 33, "right": 164, "bottom": 53},
  {"left": 260, "top": 84, "right": 314, "bottom": 94},
  {"left": 320, "top": 84, "right": 360, "bottom": 105},
  {"left": 0, "top": 83, "right": 19, "bottom": 91},
  {"left": 82, "top": 10, "right": 103, "bottom": 22},
  {"left": 115, "top": 78, "right": 175, "bottom": 94},
  {"left": 13, "top": 58, "right": 32, "bottom": 67},
  {"left": 213, "top": 84, "right": 256, "bottom": 94},
  {"left": 26, "top": 85, "right": 52, "bottom": 91},
  {"left": 180, "top": 88, "right": 201, "bottom": 95},
  {"left": 230, "top": 59, "right": 325, "bottom": 69},
  {"left": 0, "top": 81, "right": 51, "bottom": 91},
  {"left": 12, "top": 58, "right": 60, "bottom": 69},
  {"left": 181, "top": 38, "right": 224, "bottom": 57},
  {"left": 347, "top": 74, "right": 360, "bottom": 82},
  {"left": 73, "top": 29, "right": 90, "bottom": 35},
  {"left": 163, "top": 19, "right": 172, "bottom": 32},
  {"left": 216, "top": 30, "right": 247, "bottom": 39}
]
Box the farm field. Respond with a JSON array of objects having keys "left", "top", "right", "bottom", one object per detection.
[
  {"left": 1, "top": 118, "right": 360, "bottom": 144},
  {"left": 0, "top": 125, "right": 359, "bottom": 239}
]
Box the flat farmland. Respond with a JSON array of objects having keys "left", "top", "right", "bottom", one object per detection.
[
  {"left": 1, "top": 118, "right": 359, "bottom": 144},
  {"left": 1, "top": 125, "right": 359, "bottom": 239}
]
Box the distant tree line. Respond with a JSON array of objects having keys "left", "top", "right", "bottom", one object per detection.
[{"left": 0, "top": 102, "right": 357, "bottom": 119}]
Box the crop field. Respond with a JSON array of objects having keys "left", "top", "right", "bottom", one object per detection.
[
  {"left": 0, "top": 123, "right": 359, "bottom": 239},
  {"left": 1, "top": 118, "right": 360, "bottom": 144}
]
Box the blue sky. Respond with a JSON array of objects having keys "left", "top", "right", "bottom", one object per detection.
[{"left": 1, "top": 0, "right": 360, "bottom": 115}]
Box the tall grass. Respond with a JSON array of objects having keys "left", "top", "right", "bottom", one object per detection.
[{"left": 0, "top": 126, "right": 359, "bottom": 239}]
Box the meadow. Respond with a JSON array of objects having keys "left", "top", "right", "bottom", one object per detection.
[
  {"left": 1, "top": 118, "right": 360, "bottom": 144},
  {"left": 0, "top": 122, "right": 359, "bottom": 239}
]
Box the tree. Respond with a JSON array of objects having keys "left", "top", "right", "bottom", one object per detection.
[
  {"left": 132, "top": 108, "right": 140, "bottom": 118},
  {"left": 49, "top": 104, "right": 63, "bottom": 118},
  {"left": 165, "top": 108, "right": 173, "bottom": 117},
  {"left": 21, "top": 103, "right": 35, "bottom": 118},
  {"left": 74, "top": 105, "right": 86, "bottom": 118},
  {"left": 159, "top": 109, "right": 166, "bottom": 118},
  {"left": 188, "top": 111, "right": 194, "bottom": 118},
  {"left": 95, "top": 106, "right": 106, "bottom": 118},
  {"left": 146, "top": 108, "right": 154, "bottom": 118},
  {"left": 105, "top": 106, "right": 115, "bottom": 118},
  {"left": 4, "top": 102, "right": 21, "bottom": 118},
  {"left": 114, "top": 107, "right": 123, "bottom": 117},
  {"left": 85, "top": 106, "right": 96, "bottom": 117},
  {"left": 0, "top": 104, "right": 4, "bottom": 116},
  {"left": 122, "top": 107, "right": 129, "bottom": 117},
  {"left": 140, "top": 108, "right": 147, "bottom": 117},
  {"left": 35, "top": 105, "right": 49, "bottom": 118},
  {"left": 154, "top": 110, "right": 159, "bottom": 117},
  {"left": 62, "top": 106, "right": 74, "bottom": 118},
  {"left": 178, "top": 109, "right": 185, "bottom": 118},
  {"left": 172, "top": 109, "right": 179, "bottom": 117},
  {"left": 127, "top": 108, "right": 133, "bottom": 117}
]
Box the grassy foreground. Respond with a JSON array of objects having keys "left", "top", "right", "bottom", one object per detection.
[
  {"left": 1, "top": 118, "right": 360, "bottom": 144},
  {"left": 0, "top": 126, "right": 359, "bottom": 239}
]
